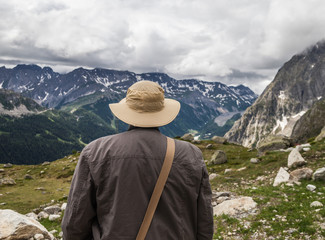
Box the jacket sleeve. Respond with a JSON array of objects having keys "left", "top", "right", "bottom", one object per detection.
[
  {"left": 197, "top": 155, "right": 214, "bottom": 240},
  {"left": 61, "top": 148, "right": 97, "bottom": 240}
]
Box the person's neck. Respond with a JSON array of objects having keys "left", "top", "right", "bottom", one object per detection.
[{"left": 128, "top": 125, "right": 160, "bottom": 131}]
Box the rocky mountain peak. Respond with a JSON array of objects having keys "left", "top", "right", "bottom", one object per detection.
[
  {"left": 0, "top": 88, "right": 45, "bottom": 116},
  {"left": 225, "top": 40, "right": 325, "bottom": 147}
]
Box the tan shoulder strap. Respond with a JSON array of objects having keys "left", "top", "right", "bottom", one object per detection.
[{"left": 136, "top": 137, "right": 175, "bottom": 240}]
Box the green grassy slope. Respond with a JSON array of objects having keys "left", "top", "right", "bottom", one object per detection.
[
  {"left": 1, "top": 139, "right": 325, "bottom": 239},
  {"left": 0, "top": 109, "right": 115, "bottom": 164}
]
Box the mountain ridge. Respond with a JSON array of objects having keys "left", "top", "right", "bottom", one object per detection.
[
  {"left": 225, "top": 40, "right": 325, "bottom": 147},
  {"left": 0, "top": 64, "right": 258, "bottom": 137}
]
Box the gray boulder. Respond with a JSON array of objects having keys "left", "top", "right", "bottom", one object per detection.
[
  {"left": 209, "top": 173, "right": 218, "bottom": 181},
  {"left": 3, "top": 163, "right": 13, "bottom": 168},
  {"left": 209, "top": 150, "right": 227, "bottom": 165},
  {"left": 257, "top": 135, "right": 292, "bottom": 153},
  {"left": 250, "top": 158, "right": 261, "bottom": 164},
  {"left": 213, "top": 197, "right": 257, "bottom": 218},
  {"left": 288, "top": 148, "right": 307, "bottom": 169},
  {"left": 289, "top": 168, "right": 313, "bottom": 181},
  {"left": 181, "top": 133, "right": 194, "bottom": 141},
  {"left": 310, "top": 201, "right": 323, "bottom": 208},
  {"left": 0, "top": 209, "right": 54, "bottom": 240},
  {"left": 211, "top": 136, "right": 227, "bottom": 144},
  {"left": 44, "top": 205, "right": 61, "bottom": 215},
  {"left": 0, "top": 177, "right": 16, "bottom": 186},
  {"left": 205, "top": 144, "right": 214, "bottom": 149},
  {"left": 312, "top": 167, "right": 325, "bottom": 181},
  {"left": 273, "top": 167, "right": 290, "bottom": 186}
]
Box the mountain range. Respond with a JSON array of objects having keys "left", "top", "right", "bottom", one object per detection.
[{"left": 0, "top": 66, "right": 257, "bottom": 164}]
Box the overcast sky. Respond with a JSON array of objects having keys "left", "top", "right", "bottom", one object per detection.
[{"left": 0, "top": 0, "right": 325, "bottom": 94}]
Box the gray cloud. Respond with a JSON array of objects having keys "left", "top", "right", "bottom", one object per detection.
[{"left": 0, "top": 0, "right": 325, "bottom": 93}]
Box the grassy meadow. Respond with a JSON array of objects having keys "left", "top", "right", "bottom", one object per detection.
[{"left": 1, "top": 139, "right": 325, "bottom": 239}]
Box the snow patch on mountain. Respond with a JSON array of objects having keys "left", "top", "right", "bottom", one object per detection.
[{"left": 272, "top": 111, "right": 306, "bottom": 136}]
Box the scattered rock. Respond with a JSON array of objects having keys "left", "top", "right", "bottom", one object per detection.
[
  {"left": 3, "top": 163, "right": 13, "bottom": 168},
  {"left": 0, "top": 209, "right": 54, "bottom": 240},
  {"left": 205, "top": 144, "right": 214, "bottom": 149},
  {"left": 209, "top": 150, "right": 227, "bottom": 165},
  {"left": 0, "top": 177, "right": 16, "bottom": 186},
  {"left": 211, "top": 136, "right": 227, "bottom": 144},
  {"left": 273, "top": 167, "right": 290, "bottom": 187},
  {"left": 181, "top": 133, "right": 194, "bottom": 141},
  {"left": 303, "top": 147, "right": 311, "bottom": 152},
  {"left": 49, "top": 230, "right": 58, "bottom": 235},
  {"left": 35, "top": 187, "right": 46, "bottom": 191},
  {"left": 44, "top": 205, "right": 61, "bottom": 215},
  {"left": 306, "top": 184, "right": 316, "bottom": 191},
  {"left": 48, "top": 214, "right": 61, "bottom": 221},
  {"left": 42, "top": 162, "right": 50, "bottom": 166},
  {"left": 312, "top": 167, "right": 325, "bottom": 181},
  {"left": 289, "top": 168, "right": 313, "bottom": 181},
  {"left": 24, "top": 174, "right": 34, "bottom": 180},
  {"left": 191, "top": 139, "right": 201, "bottom": 144},
  {"left": 310, "top": 201, "right": 323, "bottom": 208},
  {"left": 216, "top": 196, "right": 230, "bottom": 204},
  {"left": 288, "top": 148, "right": 307, "bottom": 169},
  {"left": 257, "top": 135, "right": 292, "bottom": 153},
  {"left": 26, "top": 212, "right": 38, "bottom": 221},
  {"left": 209, "top": 173, "right": 218, "bottom": 181},
  {"left": 37, "top": 211, "right": 49, "bottom": 220},
  {"left": 250, "top": 158, "right": 261, "bottom": 164},
  {"left": 295, "top": 143, "right": 311, "bottom": 152},
  {"left": 0, "top": 169, "right": 4, "bottom": 173},
  {"left": 237, "top": 167, "right": 247, "bottom": 172},
  {"left": 213, "top": 197, "right": 258, "bottom": 218},
  {"left": 213, "top": 191, "right": 231, "bottom": 199},
  {"left": 61, "top": 203, "right": 67, "bottom": 211},
  {"left": 224, "top": 169, "right": 233, "bottom": 174}
]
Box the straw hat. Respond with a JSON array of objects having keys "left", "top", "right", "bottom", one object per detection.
[{"left": 109, "top": 80, "right": 181, "bottom": 127}]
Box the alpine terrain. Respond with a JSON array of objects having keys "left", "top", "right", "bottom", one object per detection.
[
  {"left": 225, "top": 40, "right": 325, "bottom": 147},
  {"left": 0, "top": 65, "right": 257, "bottom": 138}
]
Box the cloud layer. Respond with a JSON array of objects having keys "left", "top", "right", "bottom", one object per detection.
[{"left": 0, "top": 0, "right": 325, "bottom": 93}]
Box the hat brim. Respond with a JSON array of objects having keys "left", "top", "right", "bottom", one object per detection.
[{"left": 109, "top": 98, "right": 181, "bottom": 127}]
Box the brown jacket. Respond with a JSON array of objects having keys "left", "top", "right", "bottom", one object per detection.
[{"left": 61, "top": 127, "right": 213, "bottom": 239}]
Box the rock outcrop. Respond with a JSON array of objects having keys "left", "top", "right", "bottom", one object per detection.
[
  {"left": 273, "top": 167, "right": 290, "bottom": 186},
  {"left": 287, "top": 148, "right": 307, "bottom": 169},
  {"left": 289, "top": 168, "right": 313, "bottom": 181},
  {"left": 291, "top": 99, "right": 325, "bottom": 143},
  {"left": 209, "top": 150, "right": 227, "bottom": 165},
  {"left": 0, "top": 209, "right": 54, "bottom": 240},
  {"left": 211, "top": 136, "right": 227, "bottom": 144},
  {"left": 257, "top": 135, "right": 292, "bottom": 153},
  {"left": 213, "top": 197, "right": 258, "bottom": 218},
  {"left": 312, "top": 167, "right": 325, "bottom": 181},
  {"left": 181, "top": 133, "right": 194, "bottom": 141}
]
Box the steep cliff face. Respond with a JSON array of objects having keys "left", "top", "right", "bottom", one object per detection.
[
  {"left": 291, "top": 98, "right": 325, "bottom": 143},
  {"left": 225, "top": 41, "right": 325, "bottom": 147}
]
